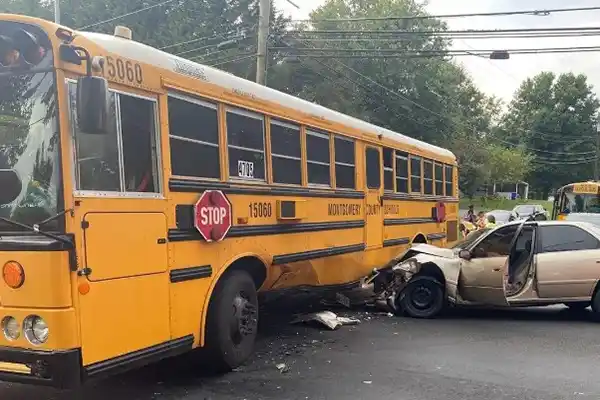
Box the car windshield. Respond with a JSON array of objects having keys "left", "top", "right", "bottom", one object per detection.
[
  {"left": 451, "top": 228, "right": 492, "bottom": 249},
  {"left": 0, "top": 23, "right": 60, "bottom": 231},
  {"left": 487, "top": 210, "right": 511, "bottom": 220},
  {"left": 514, "top": 205, "right": 535, "bottom": 215}
]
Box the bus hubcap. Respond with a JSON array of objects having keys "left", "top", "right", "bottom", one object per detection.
[{"left": 231, "top": 292, "right": 257, "bottom": 344}]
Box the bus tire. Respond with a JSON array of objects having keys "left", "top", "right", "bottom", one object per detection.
[
  {"left": 205, "top": 270, "right": 258, "bottom": 372},
  {"left": 396, "top": 276, "right": 445, "bottom": 319}
]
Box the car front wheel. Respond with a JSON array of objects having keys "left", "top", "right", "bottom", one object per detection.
[{"left": 396, "top": 276, "right": 445, "bottom": 319}]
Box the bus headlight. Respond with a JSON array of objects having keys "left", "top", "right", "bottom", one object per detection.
[
  {"left": 23, "top": 316, "right": 48, "bottom": 345},
  {"left": 1, "top": 316, "right": 19, "bottom": 340}
]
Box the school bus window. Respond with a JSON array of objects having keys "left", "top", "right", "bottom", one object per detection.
[
  {"left": 434, "top": 162, "right": 443, "bottom": 196},
  {"left": 271, "top": 119, "right": 301, "bottom": 185},
  {"left": 68, "top": 83, "right": 120, "bottom": 191},
  {"left": 445, "top": 164, "right": 453, "bottom": 196},
  {"left": 226, "top": 107, "right": 266, "bottom": 181},
  {"left": 306, "top": 129, "right": 331, "bottom": 186},
  {"left": 334, "top": 136, "right": 355, "bottom": 189},
  {"left": 69, "top": 83, "right": 160, "bottom": 193},
  {"left": 383, "top": 147, "right": 394, "bottom": 192},
  {"left": 120, "top": 95, "right": 160, "bottom": 193},
  {"left": 423, "top": 159, "right": 433, "bottom": 195},
  {"left": 366, "top": 147, "right": 381, "bottom": 189},
  {"left": 395, "top": 151, "right": 408, "bottom": 193},
  {"left": 410, "top": 155, "right": 422, "bottom": 193},
  {"left": 168, "top": 94, "right": 220, "bottom": 179}
]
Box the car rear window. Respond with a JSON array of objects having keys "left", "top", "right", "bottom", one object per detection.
[{"left": 538, "top": 225, "right": 600, "bottom": 253}]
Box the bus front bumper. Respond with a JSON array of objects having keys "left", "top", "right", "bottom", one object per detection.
[{"left": 0, "top": 346, "right": 81, "bottom": 389}]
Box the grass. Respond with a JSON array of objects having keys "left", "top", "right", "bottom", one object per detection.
[{"left": 459, "top": 197, "right": 554, "bottom": 213}]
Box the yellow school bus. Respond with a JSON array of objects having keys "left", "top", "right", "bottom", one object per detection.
[
  {"left": 552, "top": 181, "right": 600, "bottom": 219},
  {"left": 0, "top": 15, "right": 458, "bottom": 388}
]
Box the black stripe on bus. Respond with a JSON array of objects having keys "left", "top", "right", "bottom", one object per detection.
[
  {"left": 427, "top": 233, "right": 447, "bottom": 241},
  {"left": 168, "top": 220, "right": 365, "bottom": 242},
  {"left": 170, "top": 266, "right": 213, "bottom": 283},
  {"left": 384, "top": 218, "right": 436, "bottom": 226},
  {"left": 169, "top": 178, "right": 364, "bottom": 199},
  {"left": 383, "top": 192, "right": 459, "bottom": 203},
  {"left": 272, "top": 243, "right": 366, "bottom": 265},
  {"left": 84, "top": 335, "right": 194, "bottom": 379},
  {"left": 383, "top": 237, "right": 411, "bottom": 247}
]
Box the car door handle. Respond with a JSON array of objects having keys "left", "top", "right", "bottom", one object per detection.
[{"left": 493, "top": 268, "right": 502, "bottom": 272}]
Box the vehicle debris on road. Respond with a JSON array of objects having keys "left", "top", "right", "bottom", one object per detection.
[{"left": 291, "top": 311, "right": 360, "bottom": 330}]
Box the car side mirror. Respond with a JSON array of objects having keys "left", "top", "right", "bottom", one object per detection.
[
  {"left": 472, "top": 247, "right": 486, "bottom": 258},
  {"left": 0, "top": 169, "right": 22, "bottom": 205},
  {"left": 459, "top": 249, "right": 472, "bottom": 260},
  {"left": 76, "top": 75, "right": 109, "bottom": 134}
]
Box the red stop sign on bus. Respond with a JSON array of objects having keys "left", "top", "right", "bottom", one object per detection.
[{"left": 194, "top": 190, "right": 233, "bottom": 242}]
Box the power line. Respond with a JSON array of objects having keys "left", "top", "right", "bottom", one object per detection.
[
  {"left": 79, "top": 0, "right": 178, "bottom": 30},
  {"left": 175, "top": 35, "right": 253, "bottom": 57},
  {"left": 160, "top": 31, "right": 238, "bottom": 51},
  {"left": 284, "top": 26, "right": 600, "bottom": 36},
  {"left": 274, "top": 47, "right": 600, "bottom": 60},
  {"left": 202, "top": 51, "right": 256, "bottom": 66},
  {"left": 293, "top": 51, "right": 595, "bottom": 157},
  {"left": 273, "top": 45, "right": 600, "bottom": 55},
  {"left": 283, "top": 38, "right": 443, "bottom": 132},
  {"left": 279, "top": 38, "right": 597, "bottom": 159},
  {"left": 291, "top": 6, "right": 600, "bottom": 23},
  {"left": 285, "top": 32, "right": 600, "bottom": 41},
  {"left": 209, "top": 53, "right": 258, "bottom": 68},
  {"left": 531, "top": 157, "right": 597, "bottom": 165}
]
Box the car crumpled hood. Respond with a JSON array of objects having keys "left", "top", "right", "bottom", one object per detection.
[
  {"left": 406, "top": 243, "right": 456, "bottom": 259},
  {"left": 392, "top": 244, "right": 461, "bottom": 300}
]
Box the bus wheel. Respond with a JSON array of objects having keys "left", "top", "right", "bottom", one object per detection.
[
  {"left": 205, "top": 270, "right": 258, "bottom": 371},
  {"left": 396, "top": 276, "right": 445, "bottom": 319}
]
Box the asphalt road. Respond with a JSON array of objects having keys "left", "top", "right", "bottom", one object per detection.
[{"left": 2, "top": 304, "right": 600, "bottom": 400}]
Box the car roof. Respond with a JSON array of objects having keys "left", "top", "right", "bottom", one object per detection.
[{"left": 497, "top": 220, "right": 594, "bottom": 229}]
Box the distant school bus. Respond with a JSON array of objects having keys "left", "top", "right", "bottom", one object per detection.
[
  {"left": 0, "top": 15, "right": 458, "bottom": 388},
  {"left": 553, "top": 181, "right": 600, "bottom": 219}
]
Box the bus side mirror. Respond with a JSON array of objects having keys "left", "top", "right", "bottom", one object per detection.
[
  {"left": 76, "top": 75, "right": 109, "bottom": 134},
  {"left": 0, "top": 169, "right": 22, "bottom": 205}
]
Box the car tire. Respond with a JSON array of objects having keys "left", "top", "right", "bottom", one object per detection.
[
  {"left": 564, "top": 302, "right": 590, "bottom": 311},
  {"left": 396, "top": 276, "right": 445, "bottom": 319},
  {"left": 205, "top": 270, "right": 259, "bottom": 372},
  {"left": 591, "top": 290, "right": 600, "bottom": 319}
]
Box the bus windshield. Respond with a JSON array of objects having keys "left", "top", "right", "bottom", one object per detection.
[
  {"left": 0, "top": 22, "right": 60, "bottom": 231},
  {"left": 561, "top": 191, "right": 600, "bottom": 214}
]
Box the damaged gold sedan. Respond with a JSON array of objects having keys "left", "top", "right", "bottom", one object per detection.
[{"left": 373, "top": 219, "right": 600, "bottom": 318}]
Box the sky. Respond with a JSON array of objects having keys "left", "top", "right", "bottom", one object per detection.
[{"left": 274, "top": 0, "right": 600, "bottom": 104}]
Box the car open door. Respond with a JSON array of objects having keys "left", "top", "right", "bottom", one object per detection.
[
  {"left": 458, "top": 224, "right": 519, "bottom": 305},
  {"left": 503, "top": 223, "right": 536, "bottom": 299}
]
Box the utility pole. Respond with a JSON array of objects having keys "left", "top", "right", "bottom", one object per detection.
[
  {"left": 255, "top": 0, "right": 270, "bottom": 85},
  {"left": 594, "top": 120, "right": 600, "bottom": 182},
  {"left": 54, "top": 0, "right": 60, "bottom": 24}
]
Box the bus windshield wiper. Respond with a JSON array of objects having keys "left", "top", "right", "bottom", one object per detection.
[{"left": 0, "top": 212, "right": 73, "bottom": 246}]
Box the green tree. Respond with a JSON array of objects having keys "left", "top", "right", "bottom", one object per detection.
[
  {"left": 498, "top": 72, "right": 600, "bottom": 197},
  {"left": 487, "top": 144, "right": 532, "bottom": 184}
]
